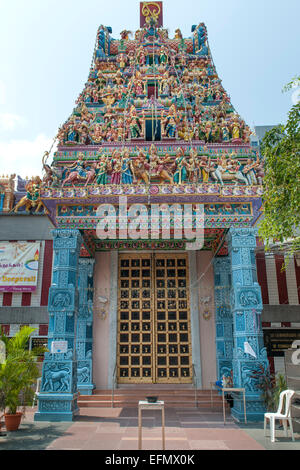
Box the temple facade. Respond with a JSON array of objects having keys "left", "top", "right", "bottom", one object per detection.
[{"left": 6, "top": 3, "right": 290, "bottom": 422}]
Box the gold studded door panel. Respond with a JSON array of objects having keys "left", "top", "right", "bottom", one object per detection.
[
  {"left": 117, "top": 253, "right": 192, "bottom": 384},
  {"left": 154, "top": 254, "right": 192, "bottom": 383},
  {"left": 118, "top": 254, "right": 153, "bottom": 383}
]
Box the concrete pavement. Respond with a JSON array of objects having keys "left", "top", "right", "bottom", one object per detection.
[{"left": 1, "top": 406, "right": 299, "bottom": 451}]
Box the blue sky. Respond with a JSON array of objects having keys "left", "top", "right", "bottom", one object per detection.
[{"left": 0, "top": 0, "right": 299, "bottom": 177}]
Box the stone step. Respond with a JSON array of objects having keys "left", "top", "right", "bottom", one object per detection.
[
  {"left": 83, "top": 390, "right": 221, "bottom": 396},
  {"left": 78, "top": 401, "right": 224, "bottom": 409},
  {"left": 78, "top": 389, "right": 228, "bottom": 409},
  {"left": 79, "top": 398, "right": 222, "bottom": 404},
  {"left": 79, "top": 393, "right": 222, "bottom": 401},
  {"left": 78, "top": 398, "right": 225, "bottom": 407},
  {"left": 91, "top": 389, "right": 220, "bottom": 395},
  {"left": 79, "top": 397, "right": 222, "bottom": 403}
]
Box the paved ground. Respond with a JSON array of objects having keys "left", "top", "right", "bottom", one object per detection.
[{"left": 1, "top": 406, "right": 300, "bottom": 451}]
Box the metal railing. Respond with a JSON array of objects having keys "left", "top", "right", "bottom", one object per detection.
[
  {"left": 192, "top": 364, "right": 198, "bottom": 408},
  {"left": 111, "top": 363, "right": 117, "bottom": 408}
]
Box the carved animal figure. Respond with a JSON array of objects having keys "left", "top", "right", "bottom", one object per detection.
[
  {"left": 52, "top": 292, "right": 71, "bottom": 308},
  {"left": 12, "top": 195, "right": 47, "bottom": 214},
  {"left": 240, "top": 291, "right": 258, "bottom": 307},
  {"left": 62, "top": 163, "right": 97, "bottom": 188},
  {"left": 43, "top": 164, "right": 64, "bottom": 187},
  {"left": 241, "top": 367, "right": 257, "bottom": 392},
  {"left": 42, "top": 152, "right": 64, "bottom": 187},
  {"left": 43, "top": 368, "right": 70, "bottom": 392},
  {"left": 132, "top": 157, "right": 150, "bottom": 185},
  {"left": 150, "top": 147, "right": 173, "bottom": 184},
  {"left": 77, "top": 367, "right": 90, "bottom": 383},
  {"left": 12, "top": 177, "right": 49, "bottom": 214}
]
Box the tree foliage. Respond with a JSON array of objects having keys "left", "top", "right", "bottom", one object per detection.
[{"left": 259, "top": 78, "right": 300, "bottom": 256}]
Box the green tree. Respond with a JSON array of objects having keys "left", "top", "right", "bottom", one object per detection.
[{"left": 259, "top": 77, "right": 300, "bottom": 257}]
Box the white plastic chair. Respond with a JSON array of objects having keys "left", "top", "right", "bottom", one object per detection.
[
  {"left": 32, "top": 377, "right": 41, "bottom": 408},
  {"left": 264, "top": 390, "right": 295, "bottom": 443}
]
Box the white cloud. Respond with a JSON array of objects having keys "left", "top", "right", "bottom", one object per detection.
[
  {"left": 0, "top": 134, "right": 55, "bottom": 178},
  {"left": 0, "top": 113, "right": 27, "bottom": 132}
]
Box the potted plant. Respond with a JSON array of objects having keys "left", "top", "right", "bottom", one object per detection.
[
  {"left": 273, "top": 373, "right": 287, "bottom": 410},
  {"left": 250, "top": 363, "right": 276, "bottom": 411},
  {"left": 250, "top": 364, "right": 288, "bottom": 413},
  {"left": 0, "top": 326, "right": 43, "bottom": 431}
]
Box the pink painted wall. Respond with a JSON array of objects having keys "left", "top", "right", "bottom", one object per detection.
[
  {"left": 92, "top": 251, "right": 217, "bottom": 390},
  {"left": 93, "top": 252, "right": 111, "bottom": 390},
  {"left": 196, "top": 251, "right": 217, "bottom": 388}
]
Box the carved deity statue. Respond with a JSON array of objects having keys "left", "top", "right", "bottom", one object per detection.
[
  {"left": 132, "top": 148, "right": 150, "bottom": 185},
  {"left": 110, "top": 149, "right": 122, "bottom": 184},
  {"left": 120, "top": 30, "right": 132, "bottom": 41},
  {"left": 12, "top": 176, "right": 48, "bottom": 214},
  {"left": 174, "top": 28, "right": 183, "bottom": 40},
  {"left": 187, "top": 148, "right": 200, "bottom": 183},
  {"left": 150, "top": 145, "right": 173, "bottom": 184},
  {"left": 90, "top": 123, "right": 103, "bottom": 144},
  {"left": 160, "top": 71, "right": 170, "bottom": 95},
  {"left": 96, "top": 153, "right": 109, "bottom": 185},
  {"left": 173, "top": 148, "right": 188, "bottom": 184},
  {"left": 62, "top": 153, "right": 97, "bottom": 188},
  {"left": 117, "top": 53, "right": 128, "bottom": 70},
  {"left": 164, "top": 104, "right": 177, "bottom": 138},
  {"left": 133, "top": 71, "right": 145, "bottom": 96},
  {"left": 128, "top": 105, "right": 143, "bottom": 139},
  {"left": 121, "top": 150, "right": 135, "bottom": 184}
]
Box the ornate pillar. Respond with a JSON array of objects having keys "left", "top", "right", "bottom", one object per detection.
[
  {"left": 228, "top": 227, "right": 269, "bottom": 421},
  {"left": 0, "top": 192, "right": 5, "bottom": 212},
  {"left": 34, "top": 229, "right": 82, "bottom": 422},
  {"left": 214, "top": 257, "right": 233, "bottom": 380},
  {"left": 77, "top": 258, "right": 95, "bottom": 395}
]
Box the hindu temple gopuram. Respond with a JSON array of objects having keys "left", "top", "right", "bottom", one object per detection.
[{"left": 29, "top": 2, "right": 270, "bottom": 422}]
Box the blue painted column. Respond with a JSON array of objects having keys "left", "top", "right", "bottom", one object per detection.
[
  {"left": 76, "top": 258, "right": 95, "bottom": 395},
  {"left": 0, "top": 193, "right": 5, "bottom": 212},
  {"left": 228, "top": 227, "right": 269, "bottom": 421},
  {"left": 35, "top": 229, "right": 82, "bottom": 422},
  {"left": 214, "top": 257, "right": 234, "bottom": 381}
]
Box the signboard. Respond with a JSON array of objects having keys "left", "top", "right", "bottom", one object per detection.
[
  {"left": 140, "top": 2, "right": 163, "bottom": 28},
  {"left": 51, "top": 341, "right": 68, "bottom": 354},
  {"left": 264, "top": 329, "right": 300, "bottom": 357},
  {"left": 0, "top": 242, "right": 40, "bottom": 292},
  {"left": 31, "top": 338, "right": 48, "bottom": 359}
]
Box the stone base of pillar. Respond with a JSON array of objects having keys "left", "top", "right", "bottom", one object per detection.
[
  {"left": 34, "top": 350, "right": 80, "bottom": 422},
  {"left": 77, "top": 357, "right": 94, "bottom": 395},
  {"left": 78, "top": 384, "right": 95, "bottom": 396},
  {"left": 34, "top": 393, "right": 79, "bottom": 422},
  {"left": 231, "top": 392, "right": 266, "bottom": 422}
]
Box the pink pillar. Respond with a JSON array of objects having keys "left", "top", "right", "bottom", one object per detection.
[
  {"left": 196, "top": 251, "right": 217, "bottom": 388},
  {"left": 93, "top": 252, "right": 111, "bottom": 390}
]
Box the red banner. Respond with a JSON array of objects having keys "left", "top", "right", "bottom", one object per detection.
[{"left": 140, "top": 2, "right": 163, "bottom": 28}]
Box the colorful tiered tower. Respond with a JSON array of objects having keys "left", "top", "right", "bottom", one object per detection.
[{"left": 32, "top": 3, "right": 268, "bottom": 422}]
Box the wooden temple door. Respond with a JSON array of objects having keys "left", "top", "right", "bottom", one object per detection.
[{"left": 117, "top": 253, "right": 193, "bottom": 384}]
